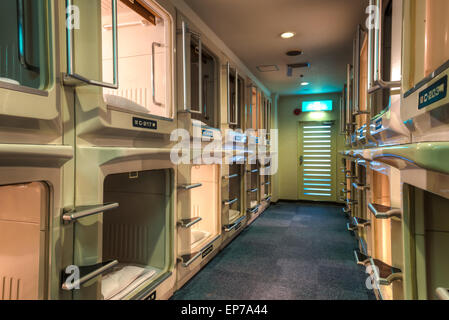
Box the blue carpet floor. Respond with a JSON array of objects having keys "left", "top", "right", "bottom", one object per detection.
[{"left": 172, "top": 202, "right": 376, "bottom": 300}]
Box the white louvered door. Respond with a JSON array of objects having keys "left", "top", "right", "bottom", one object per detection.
[{"left": 298, "top": 121, "right": 337, "bottom": 202}]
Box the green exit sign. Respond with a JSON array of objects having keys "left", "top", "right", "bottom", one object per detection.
[{"left": 302, "top": 100, "right": 333, "bottom": 112}]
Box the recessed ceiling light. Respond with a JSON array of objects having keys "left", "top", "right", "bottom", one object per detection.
[
  {"left": 281, "top": 32, "right": 296, "bottom": 39},
  {"left": 301, "top": 82, "right": 310, "bottom": 86}
]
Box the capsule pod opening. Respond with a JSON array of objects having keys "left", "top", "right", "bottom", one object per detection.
[
  {"left": 188, "top": 165, "right": 220, "bottom": 250},
  {"left": 401, "top": 0, "right": 449, "bottom": 140},
  {"left": 102, "top": 0, "right": 173, "bottom": 119},
  {"left": 0, "top": 182, "right": 49, "bottom": 300},
  {"left": 66, "top": 0, "right": 175, "bottom": 138},
  {"left": 368, "top": 166, "right": 403, "bottom": 300},
  {"left": 404, "top": 184, "right": 449, "bottom": 300},
  {"left": 176, "top": 164, "right": 221, "bottom": 286},
  {"left": 223, "top": 163, "right": 244, "bottom": 227},
  {"left": 100, "top": 169, "right": 173, "bottom": 300},
  {"left": 247, "top": 163, "right": 260, "bottom": 214}
]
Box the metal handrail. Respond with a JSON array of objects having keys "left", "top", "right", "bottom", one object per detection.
[
  {"left": 151, "top": 42, "right": 163, "bottom": 106},
  {"left": 177, "top": 217, "right": 202, "bottom": 228},
  {"left": 17, "top": 0, "right": 40, "bottom": 73},
  {"left": 352, "top": 24, "right": 362, "bottom": 114},
  {"left": 367, "top": 0, "right": 401, "bottom": 94},
  {"left": 247, "top": 206, "right": 259, "bottom": 214},
  {"left": 227, "top": 62, "right": 239, "bottom": 125},
  {"left": 224, "top": 216, "right": 245, "bottom": 232},
  {"left": 178, "top": 183, "right": 202, "bottom": 190},
  {"left": 62, "top": 203, "right": 119, "bottom": 223},
  {"left": 352, "top": 182, "right": 370, "bottom": 191},
  {"left": 61, "top": 260, "right": 119, "bottom": 291},
  {"left": 368, "top": 202, "right": 401, "bottom": 219},
  {"left": 223, "top": 198, "right": 239, "bottom": 206},
  {"left": 223, "top": 173, "right": 239, "bottom": 179},
  {"left": 181, "top": 20, "right": 202, "bottom": 114},
  {"left": 178, "top": 235, "right": 221, "bottom": 267}
]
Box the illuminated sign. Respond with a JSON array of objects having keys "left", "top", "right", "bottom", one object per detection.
[{"left": 302, "top": 100, "right": 333, "bottom": 112}]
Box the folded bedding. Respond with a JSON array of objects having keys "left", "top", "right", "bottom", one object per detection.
[
  {"left": 191, "top": 229, "right": 211, "bottom": 248},
  {"left": 102, "top": 264, "right": 157, "bottom": 300},
  {"left": 229, "top": 209, "right": 240, "bottom": 222}
]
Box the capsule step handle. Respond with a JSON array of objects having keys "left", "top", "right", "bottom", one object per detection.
[
  {"left": 224, "top": 216, "right": 246, "bottom": 232},
  {"left": 178, "top": 183, "right": 203, "bottom": 190},
  {"left": 178, "top": 252, "right": 202, "bottom": 268},
  {"left": 223, "top": 174, "right": 239, "bottom": 179},
  {"left": 62, "top": 203, "right": 119, "bottom": 223},
  {"left": 223, "top": 198, "right": 239, "bottom": 206},
  {"left": 352, "top": 182, "right": 370, "bottom": 191},
  {"left": 61, "top": 260, "right": 119, "bottom": 291},
  {"left": 177, "top": 217, "right": 202, "bottom": 228},
  {"left": 354, "top": 217, "right": 371, "bottom": 228},
  {"left": 368, "top": 202, "right": 402, "bottom": 220},
  {"left": 263, "top": 196, "right": 272, "bottom": 202},
  {"left": 247, "top": 206, "right": 259, "bottom": 214},
  {"left": 370, "top": 259, "right": 403, "bottom": 286},
  {"left": 354, "top": 249, "right": 370, "bottom": 266},
  {"left": 347, "top": 222, "right": 357, "bottom": 232},
  {"left": 247, "top": 188, "right": 259, "bottom": 193},
  {"left": 178, "top": 235, "right": 221, "bottom": 267}
]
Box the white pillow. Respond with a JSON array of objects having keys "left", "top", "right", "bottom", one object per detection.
[
  {"left": 101, "top": 265, "right": 146, "bottom": 300},
  {"left": 104, "top": 94, "right": 149, "bottom": 114}
]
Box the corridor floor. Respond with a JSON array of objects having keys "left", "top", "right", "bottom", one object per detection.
[{"left": 172, "top": 202, "right": 376, "bottom": 300}]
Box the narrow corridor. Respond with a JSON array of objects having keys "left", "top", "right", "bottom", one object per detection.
[{"left": 173, "top": 202, "right": 376, "bottom": 300}]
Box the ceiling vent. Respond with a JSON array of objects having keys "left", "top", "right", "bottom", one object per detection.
[
  {"left": 286, "top": 50, "right": 303, "bottom": 57},
  {"left": 287, "top": 62, "right": 310, "bottom": 77},
  {"left": 257, "top": 65, "right": 279, "bottom": 72}
]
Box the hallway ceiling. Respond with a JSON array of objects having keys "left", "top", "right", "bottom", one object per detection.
[{"left": 184, "top": 0, "right": 369, "bottom": 95}]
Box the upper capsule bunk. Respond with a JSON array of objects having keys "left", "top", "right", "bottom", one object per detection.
[{"left": 64, "top": 0, "right": 176, "bottom": 141}]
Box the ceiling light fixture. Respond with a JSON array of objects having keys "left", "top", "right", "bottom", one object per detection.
[
  {"left": 301, "top": 82, "right": 310, "bottom": 86},
  {"left": 281, "top": 32, "right": 296, "bottom": 39}
]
